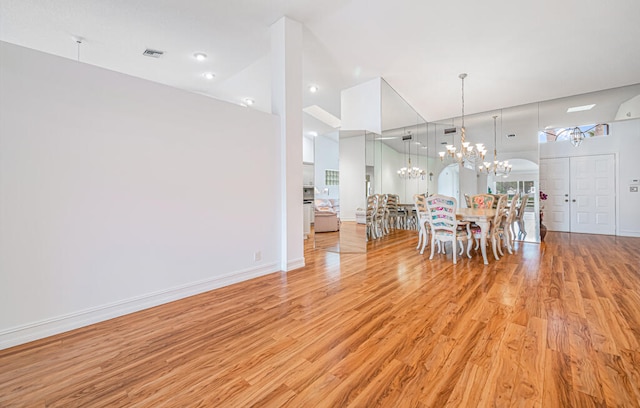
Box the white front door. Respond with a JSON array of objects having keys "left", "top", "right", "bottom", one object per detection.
[
  {"left": 540, "top": 158, "right": 570, "bottom": 232},
  {"left": 570, "top": 154, "right": 616, "bottom": 235},
  {"left": 540, "top": 155, "right": 616, "bottom": 235}
]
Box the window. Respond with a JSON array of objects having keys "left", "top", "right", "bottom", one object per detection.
[
  {"left": 325, "top": 169, "right": 339, "bottom": 185},
  {"left": 495, "top": 180, "right": 535, "bottom": 210},
  {"left": 538, "top": 123, "right": 609, "bottom": 143}
]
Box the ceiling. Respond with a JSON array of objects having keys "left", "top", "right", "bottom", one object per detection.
[{"left": 2, "top": 0, "right": 640, "bottom": 143}]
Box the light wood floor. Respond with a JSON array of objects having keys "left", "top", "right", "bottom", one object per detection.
[
  {"left": 1, "top": 231, "right": 640, "bottom": 407},
  {"left": 313, "top": 221, "right": 367, "bottom": 253}
]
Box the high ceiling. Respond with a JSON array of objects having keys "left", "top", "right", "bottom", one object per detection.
[{"left": 2, "top": 0, "right": 640, "bottom": 139}]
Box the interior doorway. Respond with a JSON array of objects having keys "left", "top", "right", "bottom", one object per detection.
[
  {"left": 489, "top": 158, "right": 540, "bottom": 242},
  {"left": 438, "top": 164, "right": 459, "bottom": 200}
]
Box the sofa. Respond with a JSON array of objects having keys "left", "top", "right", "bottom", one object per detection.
[{"left": 314, "top": 199, "right": 340, "bottom": 232}]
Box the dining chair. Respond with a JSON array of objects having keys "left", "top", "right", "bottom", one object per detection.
[
  {"left": 467, "top": 193, "right": 496, "bottom": 234},
  {"left": 425, "top": 194, "right": 471, "bottom": 264},
  {"left": 497, "top": 192, "right": 520, "bottom": 254},
  {"left": 513, "top": 193, "right": 530, "bottom": 239},
  {"left": 464, "top": 194, "right": 472, "bottom": 208},
  {"left": 510, "top": 195, "right": 520, "bottom": 239},
  {"left": 471, "top": 194, "right": 507, "bottom": 260},
  {"left": 469, "top": 194, "right": 496, "bottom": 209},
  {"left": 490, "top": 194, "right": 505, "bottom": 209}
]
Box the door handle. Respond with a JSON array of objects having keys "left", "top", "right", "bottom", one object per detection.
[
  {"left": 572, "top": 199, "right": 576, "bottom": 202},
  {"left": 564, "top": 199, "right": 569, "bottom": 202}
]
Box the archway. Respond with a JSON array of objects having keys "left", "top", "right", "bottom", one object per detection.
[{"left": 437, "top": 164, "right": 459, "bottom": 201}]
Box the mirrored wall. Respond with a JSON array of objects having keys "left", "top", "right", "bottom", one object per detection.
[
  {"left": 431, "top": 104, "right": 541, "bottom": 242},
  {"left": 367, "top": 80, "right": 431, "bottom": 204},
  {"left": 312, "top": 79, "right": 640, "bottom": 252}
]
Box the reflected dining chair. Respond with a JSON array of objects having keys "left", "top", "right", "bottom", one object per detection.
[
  {"left": 413, "top": 193, "right": 432, "bottom": 255},
  {"left": 366, "top": 194, "right": 382, "bottom": 240},
  {"left": 425, "top": 194, "right": 471, "bottom": 264},
  {"left": 384, "top": 194, "right": 400, "bottom": 234}
]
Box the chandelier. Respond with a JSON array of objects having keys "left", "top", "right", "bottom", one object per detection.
[
  {"left": 479, "top": 115, "right": 512, "bottom": 177},
  {"left": 439, "top": 73, "right": 486, "bottom": 166},
  {"left": 569, "top": 127, "right": 584, "bottom": 147},
  {"left": 397, "top": 131, "right": 426, "bottom": 179}
]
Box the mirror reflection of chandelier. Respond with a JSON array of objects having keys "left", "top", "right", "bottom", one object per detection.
[
  {"left": 479, "top": 115, "right": 512, "bottom": 177},
  {"left": 439, "top": 73, "right": 486, "bottom": 165},
  {"left": 397, "top": 131, "right": 426, "bottom": 179}
]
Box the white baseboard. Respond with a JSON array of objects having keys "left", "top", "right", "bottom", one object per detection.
[
  {"left": 287, "top": 257, "right": 305, "bottom": 271},
  {"left": 618, "top": 231, "right": 640, "bottom": 237},
  {"left": 0, "top": 263, "right": 280, "bottom": 351}
]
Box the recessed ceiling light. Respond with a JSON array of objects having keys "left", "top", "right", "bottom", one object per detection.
[
  {"left": 244, "top": 98, "right": 255, "bottom": 106},
  {"left": 203, "top": 72, "right": 215, "bottom": 80},
  {"left": 308, "top": 131, "right": 318, "bottom": 137},
  {"left": 567, "top": 104, "right": 595, "bottom": 113},
  {"left": 309, "top": 85, "right": 319, "bottom": 93},
  {"left": 194, "top": 53, "right": 207, "bottom": 61}
]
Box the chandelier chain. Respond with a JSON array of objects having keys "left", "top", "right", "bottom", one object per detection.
[
  {"left": 438, "top": 73, "right": 485, "bottom": 166},
  {"left": 461, "top": 74, "right": 465, "bottom": 130},
  {"left": 479, "top": 114, "right": 512, "bottom": 177}
]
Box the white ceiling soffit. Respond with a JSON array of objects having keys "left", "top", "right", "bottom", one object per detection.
[
  {"left": 303, "top": 105, "right": 342, "bottom": 128},
  {"left": 615, "top": 94, "right": 640, "bottom": 121}
]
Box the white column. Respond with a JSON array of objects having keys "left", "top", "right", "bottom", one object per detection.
[{"left": 271, "top": 17, "right": 304, "bottom": 271}]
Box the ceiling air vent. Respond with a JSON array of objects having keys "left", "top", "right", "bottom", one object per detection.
[
  {"left": 444, "top": 127, "right": 457, "bottom": 134},
  {"left": 143, "top": 49, "right": 164, "bottom": 58}
]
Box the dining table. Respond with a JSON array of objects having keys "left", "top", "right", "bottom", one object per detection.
[{"left": 457, "top": 207, "right": 497, "bottom": 265}]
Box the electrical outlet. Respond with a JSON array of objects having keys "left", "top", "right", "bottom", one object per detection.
[
  {"left": 631, "top": 186, "right": 639, "bottom": 193},
  {"left": 254, "top": 251, "right": 262, "bottom": 261}
]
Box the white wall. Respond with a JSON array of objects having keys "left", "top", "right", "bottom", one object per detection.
[
  {"left": 302, "top": 135, "right": 314, "bottom": 163},
  {"left": 459, "top": 167, "right": 478, "bottom": 203},
  {"left": 614, "top": 120, "right": 640, "bottom": 235},
  {"left": 270, "top": 17, "right": 303, "bottom": 272},
  {"left": 539, "top": 118, "right": 640, "bottom": 237},
  {"left": 341, "top": 79, "right": 382, "bottom": 134},
  {"left": 0, "top": 42, "right": 282, "bottom": 349},
  {"left": 339, "top": 135, "right": 366, "bottom": 221},
  {"left": 314, "top": 132, "right": 339, "bottom": 200}
]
